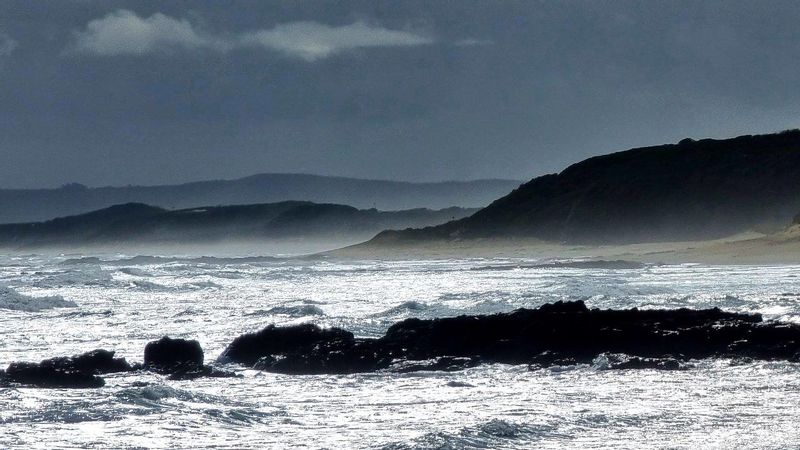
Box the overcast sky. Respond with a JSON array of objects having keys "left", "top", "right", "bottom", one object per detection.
[{"left": 1, "top": 0, "right": 799, "bottom": 188}]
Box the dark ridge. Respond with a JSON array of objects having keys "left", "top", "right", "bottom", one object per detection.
[
  {"left": 0, "top": 174, "right": 520, "bottom": 223},
  {"left": 0, "top": 201, "right": 478, "bottom": 248},
  {"left": 373, "top": 130, "right": 800, "bottom": 244}
]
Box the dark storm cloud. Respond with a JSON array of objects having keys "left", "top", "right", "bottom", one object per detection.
[{"left": 0, "top": 1, "right": 799, "bottom": 188}]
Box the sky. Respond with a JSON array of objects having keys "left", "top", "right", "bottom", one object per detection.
[{"left": 1, "top": 0, "right": 799, "bottom": 188}]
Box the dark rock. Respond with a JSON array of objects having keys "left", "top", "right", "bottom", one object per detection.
[
  {"left": 3, "top": 349, "right": 131, "bottom": 388},
  {"left": 144, "top": 336, "right": 240, "bottom": 380},
  {"left": 225, "top": 325, "right": 390, "bottom": 374},
  {"left": 66, "top": 349, "right": 133, "bottom": 374},
  {"left": 223, "top": 301, "right": 800, "bottom": 375},
  {"left": 144, "top": 336, "right": 204, "bottom": 372},
  {"left": 218, "top": 323, "right": 355, "bottom": 366},
  {"left": 5, "top": 362, "right": 104, "bottom": 388}
]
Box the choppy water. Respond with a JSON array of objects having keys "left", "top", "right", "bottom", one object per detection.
[{"left": 1, "top": 252, "right": 800, "bottom": 449}]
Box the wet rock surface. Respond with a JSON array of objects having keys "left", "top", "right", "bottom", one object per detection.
[
  {"left": 144, "top": 336, "right": 238, "bottom": 379},
  {"left": 144, "top": 336, "right": 204, "bottom": 371},
  {"left": 1, "top": 349, "right": 131, "bottom": 388},
  {"left": 235, "top": 325, "right": 391, "bottom": 375},
  {"left": 221, "top": 300, "right": 800, "bottom": 375}
]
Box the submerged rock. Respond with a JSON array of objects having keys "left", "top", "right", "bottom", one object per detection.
[
  {"left": 222, "top": 300, "right": 800, "bottom": 375},
  {"left": 2, "top": 349, "right": 131, "bottom": 388}
]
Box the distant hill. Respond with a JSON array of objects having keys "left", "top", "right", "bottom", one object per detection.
[
  {"left": 0, "top": 174, "right": 519, "bottom": 224},
  {"left": 0, "top": 202, "right": 477, "bottom": 248},
  {"left": 373, "top": 130, "right": 800, "bottom": 245}
]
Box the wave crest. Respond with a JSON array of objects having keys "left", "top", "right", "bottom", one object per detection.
[
  {"left": 381, "top": 419, "right": 556, "bottom": 449},
  {"left": 0, "top": 284, "right": 77, "bottom": 312},
  {"left": 245, "top": 304, "right": 325, "bottom": 317}
]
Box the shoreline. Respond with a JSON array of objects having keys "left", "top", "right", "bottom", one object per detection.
[{"left": 328, "top": 228, "right": 800, "bottom": 265}]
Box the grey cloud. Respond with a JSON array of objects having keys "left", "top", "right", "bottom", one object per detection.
[
  {"left": 69, "top": 10, "right": 226, "bottom": 55},
  {"left": 0, "top": 32, "right": 17, "bottom": 56},
  {"left": 69, "top": 9, "right": 433, "bottom": 60},
  {"left": 239, "top": 21, "right": 433, "bottom": 61}
]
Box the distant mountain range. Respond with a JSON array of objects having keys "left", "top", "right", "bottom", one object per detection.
[
  {"left": 373, "top": 130, "right": 800, "bottom": 245},
  {"left": 0, "top": 174, "right": 520, "bottom": 224},
  {"left": 0, "top": 202, "right": 477, "bottom": 249}
]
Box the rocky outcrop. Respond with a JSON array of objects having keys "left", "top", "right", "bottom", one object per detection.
[
  {"left": 219, "top": 324, "right": 387, "bottom": 375},
  {"left": 2, "top": 338, "right": 236, "bottom": 388},
  {"left": 143, "top": 336, "right": 237, "bottom": 380},
  {"left": 220, "top": 301, "right": 800, "bottom": 375},
  {"left": 5, "top": 301, "right": 800, "bottom": 387},
  {"left": 144, "top": 337, "right": 204, "bottom": 371},
  {"left": 1, "top": 349, "right": 131, "bottom": 388}
]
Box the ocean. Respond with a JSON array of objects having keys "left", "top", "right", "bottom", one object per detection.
[{"left": 1, "top": 252, "right": 799, "bottom": 449}]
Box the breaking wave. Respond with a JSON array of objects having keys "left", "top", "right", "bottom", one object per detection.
[
  {"left": 0, "top": 284, "right": 77, "bottom": 312},
  {"left": 118, "top": 267, "right": 151, "bottom": 277},
  {"left": 116, "top": 384, "right": 201, "bottom": 407},
  {"left": 372, "top": 301, "right": 430, "bottom": 317},
  {"left": 245, "top": 304, "right": 325, "bottom": 317},
  {"left": 31, "top": 268, "right": 114, "bottom": 288},
  {"left": 380, "top": 419, "right": 559, "bottom": 449},
  {"left": 187, "top": 280, "right": 223, "bottom": 290}
]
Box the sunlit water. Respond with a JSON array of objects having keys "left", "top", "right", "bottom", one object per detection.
[{"left": 1, "top": 252, "right": 800, "bottom": 449}]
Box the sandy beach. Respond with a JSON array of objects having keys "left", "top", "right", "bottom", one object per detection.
[{"left": 330, "top": 226, "right": 800, "bottom": 264}]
